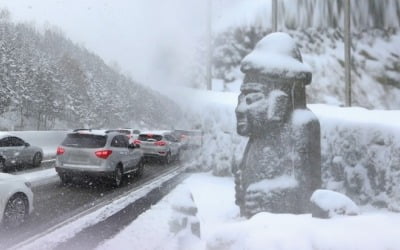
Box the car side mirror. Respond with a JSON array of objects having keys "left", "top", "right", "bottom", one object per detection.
[
  {"left": 25, "top": 142, "right": 30, "bottom": 147},
  {"left": 129, "top": 143, "right": 140, "bottom": 149}
]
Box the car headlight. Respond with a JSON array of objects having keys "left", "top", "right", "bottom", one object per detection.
[{"left": 25, "top": 181, "right": 32, "bottom": 188}]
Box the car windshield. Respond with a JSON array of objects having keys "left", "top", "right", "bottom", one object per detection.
[{"left": 61, "top": 134, "right": 107, "bottom": 148}]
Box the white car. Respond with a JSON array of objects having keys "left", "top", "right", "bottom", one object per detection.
[{"left": 0, "top": 173, "right": 34, "bottom": 228}]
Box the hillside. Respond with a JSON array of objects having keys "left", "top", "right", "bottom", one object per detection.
[
  {"left": 193, "top": 0, "right": 400, "bottom": 109},
  {"left": 0, "top": 10, "right": 182, "bottom": 130},
  {"left": 212, "top": 27, "right": 400, "bottom": 109}
]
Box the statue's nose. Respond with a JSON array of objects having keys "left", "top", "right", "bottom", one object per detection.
[
  {"left": 235, "top": 101, "right": 247, "bottom": 115},
  {"left": 236, "top": 108, "right": 246, "bottom": 120}
]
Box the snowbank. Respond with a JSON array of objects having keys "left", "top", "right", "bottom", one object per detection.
[{"left": 98, "top": 173, "right": 400, "bottom": 250}]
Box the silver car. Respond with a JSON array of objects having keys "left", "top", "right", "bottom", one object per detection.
[
  {"left": 135, "top": 130, "right": 181, "bottom": 164},
  {"left": 55, "top": 130, "right": 144, "bottom": 187},
  {"left": 172, "top": 129, "right": 203, "bottom": 149},
  {"left": 0, "top": 134, "right": 43, "bottom": 171},
  {"left": 105, "top": 128, "right": 140, "bottom": 144}
]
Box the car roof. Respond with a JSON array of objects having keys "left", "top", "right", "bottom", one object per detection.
[
  {"left": 139, "top": 130, "right": 171, "bottom": 136},
  {"left": 0, "top": 132, "right": 16, "bottom": 140},
  {"left": 105, "top": 128, "right": 133, "bottom": 133}
]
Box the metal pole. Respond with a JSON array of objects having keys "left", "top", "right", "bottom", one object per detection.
[
  {"left": 206, "top": 0, "right": 212, "bottom": 90},
  {"left": 344, "top": 0, "right": 351, "bottom": 106},
  {"left": 272, "top": 0, "right": 278, "bottom": 32}
]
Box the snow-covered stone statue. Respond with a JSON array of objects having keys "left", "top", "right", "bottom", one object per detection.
[{"left": 234, "top": 32, "right": 321, "bottom": 217}]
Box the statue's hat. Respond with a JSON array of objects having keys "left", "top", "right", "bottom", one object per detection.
[{"left": 241, "top": 32, "right": 312, "bottom": 85}]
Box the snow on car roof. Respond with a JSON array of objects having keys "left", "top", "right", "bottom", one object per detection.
[{"left": 70, "top": 129, "right": 108, "bottom": 136}]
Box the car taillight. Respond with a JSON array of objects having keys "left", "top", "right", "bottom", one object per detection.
[
  {"left": 154, "top": 141, "right": 167, "bottom": 146},
  {"left": 95, "top": 150, "right": 113, "bottom": 159},
  {"left": 133, "top": 139, "right": 141, "bottom": 144},
  {"left": 56, "top": 147, "right": 65, "bottom": 155}
]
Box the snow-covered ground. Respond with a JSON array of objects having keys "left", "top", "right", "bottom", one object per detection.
[
  {"left": 6, "top": 85, "right": 400, "bottom": 250},
  {"left": 97, "top": 172, "right": 400, "bottom": 250},
  {"left": 91, "top": 86, "right": 400, "bottom": 250}
]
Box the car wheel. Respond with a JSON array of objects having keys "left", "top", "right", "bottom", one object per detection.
[
  {"left": 175, "top": 150, "right": 181, "bottom": 162},
  {"left": 136, "top": 160, "right": 144, "bottom": 177},
  {"left": 59, "top": 174, "right": 72, "bottom": 184},
  {"left": 3, "top": 193, "right": 29, "bottom": 229},
  {"left": 0, "top": 157, "right": 5, "bottom": 172},
  {"left": 32, "top": 152, "right": 42, "bottom": 168},
  {"left": 113, "top": 166, "right": 123, "bottom": 187},
  {"left": 162, "top": 152, "right": 171, "bottom": 165}
]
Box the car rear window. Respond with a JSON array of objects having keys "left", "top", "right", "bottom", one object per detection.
[
  {"left": 62, "top": 133, "right": 107, "bottom": 148},
  {"left": 106, "top": 129, "right": 130, "bottom": 135},
  {"left": 138, "top": 134, "right": 162, "bottom": 141},
  {"left": 172, "top": 130, "right": 185, "bottom": 137}
]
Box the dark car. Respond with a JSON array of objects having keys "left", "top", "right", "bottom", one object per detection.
[{"left": 0, "top": 134, "right": 43, "bottom": 171}]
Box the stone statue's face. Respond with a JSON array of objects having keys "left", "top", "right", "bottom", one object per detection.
[{"left": 235, "top": 82, "right": 271, "bottom": 136}]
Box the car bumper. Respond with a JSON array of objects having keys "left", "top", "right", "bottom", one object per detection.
[
  {"left": 55, "top": 165, "right": 114, "bottom": 177},
  {"left": 143, "top": 152, "right": 167, "bottom": 159}
]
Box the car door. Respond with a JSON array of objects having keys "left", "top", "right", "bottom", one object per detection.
[
  {"left": 164, "top": 134, "right": 179, "bottom": 157},
  {"left": 120, "top": 135, "right": 139, "bottom": 170},
  {"left": 110, "top": 135, "right": 131, "bottom": 171},
  {"left": 12, "top": 137, "right": 31, "bottom": 164},
  {"left": 1, "top": 137, "right": 25, "bottom": 166},
  {"left": 0, "top": 137, "right": 12, "bottom": 166}
]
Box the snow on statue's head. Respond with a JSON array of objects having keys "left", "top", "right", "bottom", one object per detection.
[{"left": 235, "top": 32, "right": 312, "bottom": 137}]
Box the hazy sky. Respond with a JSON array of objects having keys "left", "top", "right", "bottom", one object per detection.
[
  {"left": 0, "top": 0, "right": 207, "bottom": 86},
  {"left": 0, "top": 0, "right": 269, "bottom": 88}
]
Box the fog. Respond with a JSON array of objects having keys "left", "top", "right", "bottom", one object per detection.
[
  {"left": 0, "top": 0, "right": 218, "bottom": 88},
  {"left": 3, "top": 0, "right": 397, "bottom": 92}
]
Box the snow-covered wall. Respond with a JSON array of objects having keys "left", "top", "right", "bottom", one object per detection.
[
  {"left": 310, "top": 105, "right": 400, "bottom": 211},
  {"left": 177, "top": 88, "right": 400, "bottom": 211}
]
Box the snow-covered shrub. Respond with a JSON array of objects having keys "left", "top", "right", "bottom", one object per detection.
[
  {"left": 310, "top": 189, "right": 360, "bottom": 218},
  {"left": 179, "top": 90, "right": 247, "bottom": 177},
  {"left": 187, "top": 108, "right": 246, "bottom": 176}
]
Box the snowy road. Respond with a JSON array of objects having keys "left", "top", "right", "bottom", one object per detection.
[{"left": 0, "top": 160, "right": 186, "bottom": 249}]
